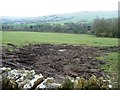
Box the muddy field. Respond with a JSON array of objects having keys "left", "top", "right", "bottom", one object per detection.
[{"left": 1, "top": 44, "right": 119, "bottom": 82}]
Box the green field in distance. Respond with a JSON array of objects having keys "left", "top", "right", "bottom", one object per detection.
[{"left": 1, "top": 31, "right": 118, "bottom": 46}]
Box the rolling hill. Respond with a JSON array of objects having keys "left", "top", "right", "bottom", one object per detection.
[{"left": 1, "top": 11, "right": 117, "bottom": 24}]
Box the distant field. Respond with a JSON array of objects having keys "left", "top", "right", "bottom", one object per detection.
[{"left": 1, "top": 31, "right": 118, "bottom": 46}]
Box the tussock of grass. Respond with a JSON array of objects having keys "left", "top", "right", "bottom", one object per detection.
[
  {"left": 96, "top": 52, "right": 118, "bottom": 82},
  {"left": 97, "top": 52, "right": 118, "bottom": 72}
]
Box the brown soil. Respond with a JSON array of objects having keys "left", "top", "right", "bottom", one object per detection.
[{"left": 1, "top": 44, "right": 119, "bottom": 82}]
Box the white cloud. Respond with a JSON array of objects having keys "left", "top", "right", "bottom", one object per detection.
[{"left": 0, "top": 0, "right": 119, "bottom": 17}]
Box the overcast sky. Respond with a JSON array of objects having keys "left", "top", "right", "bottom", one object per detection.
[{"left": 0, "top": 0, "right": 119, "bottom": 17}]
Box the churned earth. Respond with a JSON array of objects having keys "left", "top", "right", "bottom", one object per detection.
[{"left": 1, "top": 44, "right": 119, "bottom": 83}]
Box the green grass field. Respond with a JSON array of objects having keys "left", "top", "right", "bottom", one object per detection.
[{"left": 1, "top": 31, "right": 118, "bottom": 46}]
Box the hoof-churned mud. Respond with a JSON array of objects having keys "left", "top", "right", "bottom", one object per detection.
[{"left": 1, "top": 44, "right": 119, "bottom": 82}]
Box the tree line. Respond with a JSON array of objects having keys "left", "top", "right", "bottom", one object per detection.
[
  {"left": 1, "top": 22, "right": 91, "bottom": 34},
  {"left": 1, "top": 18, "right": 118, "bottom": 38},
  {"left": 92, "top": 18, "right": 118, "bottom": 38}
]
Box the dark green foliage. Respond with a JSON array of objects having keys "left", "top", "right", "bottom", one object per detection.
[
  {"left": 92, "top": 18, "right": 118, "bottom": 38},
  {"left": 2, "top": 22, "right": 91, "bottom": 34},
  {"left": 61, "top": 77, "right": 74, "bottom": 90}
]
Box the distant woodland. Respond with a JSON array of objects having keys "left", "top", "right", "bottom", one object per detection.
[{"left": 1, "top": 18, "right": 118, "bottom": 38}]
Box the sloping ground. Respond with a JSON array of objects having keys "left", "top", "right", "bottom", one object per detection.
[
  {"left": 1, "top": 11, "right": 117, "bottom": 24},
  {"left": 1, "top": 44, "right": 119, "bottom": 82}
]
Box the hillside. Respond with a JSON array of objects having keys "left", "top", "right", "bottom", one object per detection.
[{"left": 1, "top": 11, "right": 117, "bottom": 24}]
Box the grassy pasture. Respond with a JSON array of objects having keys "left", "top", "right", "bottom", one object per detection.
[{"left": 1, "top": 31, "right": 118, "bottom": 46}]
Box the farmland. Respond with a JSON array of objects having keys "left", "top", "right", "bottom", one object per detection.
[
  {"left": 0, "top": 30, "right": 119, "bottom": 89},
  {"left": 0, "top": 0, "right": 119, "bottom": 89},
  {"left": 2, "top": 31, "right": 118, "bottom": 46},
  {"left": 2, "top": 31, "right": 118, "bottom": 76}
]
